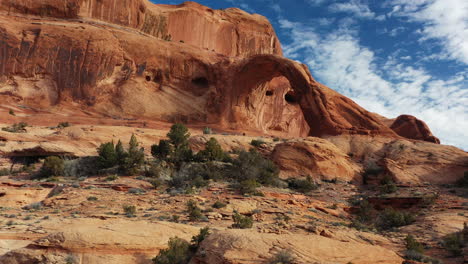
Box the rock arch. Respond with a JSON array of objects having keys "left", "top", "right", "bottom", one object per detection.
[{"left": 221, "top": 54, "right": 396, "bottom": 137}]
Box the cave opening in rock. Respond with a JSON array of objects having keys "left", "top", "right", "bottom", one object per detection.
[
  {"left": 265, "top": 90, "right": 273, "bottom": 96},
  {"left": 285, "top": 91, "right": 298, "bottom": 104},
  {"left": 192, "top": 77, "right": 209, "bottom": 88},
  {"left": 145, "top": 76, "right": 151, "bottom": 82}
]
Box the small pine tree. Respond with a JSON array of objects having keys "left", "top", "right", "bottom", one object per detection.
[
  {"left": 197, "top": 138, "right": 225, "bottom": 161},
  {"left": 97, "top": 142, "right": 117, "bottom": 169},
  {"left": 121, "top": 134, "right": 145, "bottom": 175},
  {"left": 151, "top": 140, "right": 172, "bottom": 160},
  {"left": 115, "top": 140, "right": 127, "bottom": 164},
  {"left": 167, "top": 124, "right": 190, "bottom": 149}
]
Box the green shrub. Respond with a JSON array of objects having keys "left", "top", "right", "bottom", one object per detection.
[
  {"left": 212, "top": 201, "right": 227, "bottom": 209},
  {"left": 2, "top": 122, "right": 28, "bottom": 133},
  {"left": 151, "top": 140, "right": 172, "bottom": 160},
  {"left": 149, "top": 178, "right": 163, "bottom": 189},
  {"left": 442, "top": 223, "right": 467, "bottom": 256},
  {"left": 0, "top": 168, "right": 10, "bottom": 176},
  {"left": 377, "top": 208, "right": 415, "bottom": 230},
  {"left": 232, "top": 211, "right": 253, "bottom": 229},
  {"left": 287, "top": 175, "right": 318, "bottom": 193},
  {"left": 405, "top": 234, "right": 424, "bottom": 254},
  {"left": 187, "top": 200, "right": 203, "bottom": 221},
  {"left": 250, "top": 139, "right": 266, "bottom": 147},
  {"left": 196, "top": 138, "right": 227, "bottom": 162},
  {"left": 168, "top": 123, "right": 190, "bottom": 149},
  {"left": 152, "top": 227, "right": 210, "bottom": 264},
  {"left": 123, "top": 205, "right": 136, "bottom": 217},
  {"left": 379, "top": 176, "right": 398, "bottom": 194},
  {"left": 203, "top": 127, "right": 212, "bottom": 135},
  {"left": 105, "top": 174, "right": 119, "bottom": 181},
  {"left": 40, "top": 156, "right": 64, "bottom": 177},
  {"left": 238, "top": 179, "right": 261, "bottom": 195},
  {"left": 9, "top": 109, "right": 15, "bottom": 116},
  {"left": 354, "top": 200, "right": 375, "bottom": 223},
  {"left": 269, "top": 250, "right": 295, "bottom": 264},
  {"left": 87, "top": 196, "right": 98, "bottom": 201},
  {"left": 152, "top": 237, "right": 191, "bottom": 264},
  {"left": 404, "top": 250, "right": 442, "bottom": 264},
  {"left": 57, "top": 122, "right": 71, "bottom": 128},
  {"left": 120, "top": 134, "right": 145, "bottom": 175},
  {"left": 229, "top": 149, "right": 281, "bottom": 193},
  {"left": 97, "top": 142, "right": 118, "bottom": 169}
]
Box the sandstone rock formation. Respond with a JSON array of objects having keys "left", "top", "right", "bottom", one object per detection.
[
  {"left": 390, "top": 115, "right": 440, "bottom": 144},
  {"left": 0, "top": 0, "right": 410, "bottom": 139},
  {"left": 271, "top": 137, "right": 361, "bottom": 181},
  {"left": 194, "top": 229, "right": 403, "bottom": 264}
]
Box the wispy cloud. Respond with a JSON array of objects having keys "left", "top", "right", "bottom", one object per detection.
[
  {"left": 329, "top": 0, "right": 376, "bottom": 19},
  {"left": 280, "top": 19, "right": 468, "bottom": 149},
  {"left": 389, "top": 0, "right": 468, "bottom": 64}
]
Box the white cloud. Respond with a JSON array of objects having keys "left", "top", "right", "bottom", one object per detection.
[
  {"left": 329, "top": 0, "right": 375, "bottom": 19},
  {"left": 389, "top": 0, "right": 468, "bottom": 64},
  {"left": 280, "top": 19, "right": 468, "bottom": 149}
]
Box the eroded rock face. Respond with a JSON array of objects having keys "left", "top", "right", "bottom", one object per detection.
[
  {"left": 390, "top": 115, "right": 440, "bottom": 144},
  {"left": 271, "top": 138, "right": 361, "bottom": 181},
  {"left": 194, "top": 229, "right": 403, "bottom": 264},
  {"left": 0, "top": 0, "right": 434, "bottom": 140}
]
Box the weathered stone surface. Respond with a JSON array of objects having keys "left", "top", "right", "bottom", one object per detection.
[
  {"left": 0, "top": 0, "right": 402, "bottom": 139},
  {"left": 390, "top": 114, "right": 440, "bottom": 144}
]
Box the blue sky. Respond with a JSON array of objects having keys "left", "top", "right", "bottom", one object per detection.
[{"left": 153, "top": 0, "right": 467, "bottom": 149}]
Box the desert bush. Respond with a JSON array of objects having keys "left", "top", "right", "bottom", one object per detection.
[
  {"left": 405, "top": 234, "right": 424, "bottom": 254},
  {"left": 442, "top": 223, "right": 467, "bottom": 256},
  {"left": 377, "top": 208, "right": 415, "bottom": 230},
  {"left": 287, "top": 175, "right": 318, "bottom": 193},
  {"left": 0, "top": 168, "right": 10, "bottom": 176},
  {"left": 250, "top": 139, "right": 266, "bottom": 147},
  {"left": 269, "top": 250, "right": 295, "bottom": 264},
  {"left": 2, "top": 122, "right": 28, "bottom": 133},
  {"left": 232, "top": 211, "right": 253, "bottom": 229},
  {"left": 362, "top": 162, "right": 383, "bottom": 184},
  {"left": 87, "top": 196, "right": 98, "bottom": 201},
  {"left": 354, "top": 200, "right": 375, "bottom": 223},
  {"left": 57, "top": 122, "right": 71, "bottom": 128},
  {"left": 187, "top": 200, "right": 203, "bottom": 221},
  {"left": 151, "top": 140, "right": 172, "bottom": 161},
  {"left": 404, "top": 250, "right": 442, "bottom": 264},
  {"left": 121, "top": 134, "right": 145, "bottom": 175},
  {"left": 9, "top": 109, "right": 15, "bottom": 115},
  {"left": 229, "top": 149, "right": 281, "bottom": 194},
  {"left": 196, "top": 138, "right": 228, "bottom": 162},
  {"left": 39, "top": 156, "right": 64, "bottom": 177},
  {"left": 379, "top": 176, "right": 398, "bottom": 194},
  {"left": 212, "top": 201, "right": 227, "bottom": 209},
  {"left": 152, "top": 237, "right": 191, "bottom": 264},
  {"left": 123, "top": 205, "right": 136, "bottom": 217},
  {"left": 152, "top": 227, "right": 210, "bottom": 264},
  {"left": 63, "top": 157, "right": 99, "bottom": 177},
  {"left": 203, "top": 127, "right": 212, "bottom": 135}
]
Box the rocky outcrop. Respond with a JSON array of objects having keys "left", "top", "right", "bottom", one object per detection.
[
  {"left": 0, "top": 0, "right": 282, "bottom": 58},
  {"left": 390, "top": 115, "right": 440, "bottom": 144},
  {"left": 271, "top": 138, "right": 361, "bottom": 181},
  {"left": 0, "top": 0, "right": 437, "bottom": 141},
  {"left": 194, "top": 229, "right": 403, "bottom": 264},
  {"left": 326, "top": 135, "right": 468, "bottom": 184}
]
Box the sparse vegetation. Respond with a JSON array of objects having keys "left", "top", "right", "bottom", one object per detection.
[
  {"left": 203, "top": 127, "right": 212, "bottom": 135},
  {"left": 196, "top": 137, "right": 229, "bottom": 162},
  {"left": 123, "top": 205, "right": 137, "bottom": 217},
  {"left": 405, "top": 234, "right": 424, "bottom": 254},
  {"left": 2, "top": 122, "right": 28, "bottom": 133},
  {"left": 212, "top": 201, "right": 227, "bottom": 209},
  {"left": 287, "top": 175, "right": 318, "bottom": 193},
  {"left": 9, "top": 109, "right": 15, "bottom": 115},
  {"left": 0, "top": 168, "right": 10, "bottom": 176},
  {"left": 379, "top": 175, "right": 398, "bottom": 194},
  {"left": 269, "top": 250, "right": 295, "bottom": 264},
  {"left": 151, "top": 140, "right": 172, "bottom": 161},
  {"left": 152, "top": 227, "right": 210, "bottom": 264},
  {"left": 186, "top": 200, "right": 203, "bottom": 221},
  {"left": 442, "top": 223, "right": 467, "bottom": 256},
  {"left": 57, "top": 122, "right": 71, "bottom": 128},
  {"left": 232, "top": 211, "right": 253, "bottom": 229},
  {"left": 250, "top": 139, "right": 266, "bottom": 147},
  {"left": 39, "top": 156, "right": 64, "bottom": 177},
  {"left": 377, "top": 208, "right": 415, "bottom": 230}
]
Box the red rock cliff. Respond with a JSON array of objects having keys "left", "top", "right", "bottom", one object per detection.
[
  {"left": 0, "top": 0, "right": 438, "bottom": 141},
  {"left": 390, "top": 115, "right": 440, "bottom": 144},
  {"left": 0, "top": 0, "right": 282, "bottom": 57}
]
